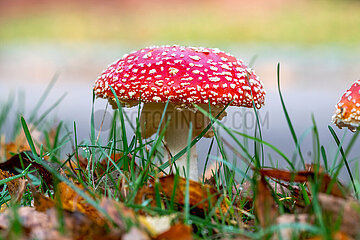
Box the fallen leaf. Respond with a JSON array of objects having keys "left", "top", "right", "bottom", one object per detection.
[
  {"left": 154, "top": 223, "right": 193, "bottom": 240},
  {"left": 135, "top": 175, "right": 228, "bottom": 217},
  {"left": 259, "top": 168, "right": 346, "bottom": 198},
  {"left": 30, "top": 180, "right": 104, "bottom": 224},
  {"left": 31, "top": 179, "right": 148, "bottom": 234},
  {"left": 0, "top": 169, "right": 27, "bottom": 204},
  {"left": 56, "top": 182, "right": 104, "bottom": 225},
  {"left": 48, "top": 208, "right": 109, "bottom": 240},
  {"left": 99, "top": 197, "right": 136, "bottom": 232},
  {"left": 0, "top": 125, "right": 42, "bottom": 161},
  {"left": 0, "top": 151, "right": 54, "bottom": 188},
  {"left": 0, "top": 207, "right": 110, "bottom": 240},
  {"left": 31, "top": 184, "right": 55, "bottom": 212},
  {"left": 254, "top": 175, "right": 278, "bottom": 229},
  {"left": 0, "top": 207, "right": 60, "bottom": 240}
]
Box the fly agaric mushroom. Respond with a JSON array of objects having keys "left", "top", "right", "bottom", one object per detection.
[
  {"left": 94, "top": 45, "right": 265, "bottom": 180},
  {"left": 332, "top": 80, "right": 360, "bottom": 132}
]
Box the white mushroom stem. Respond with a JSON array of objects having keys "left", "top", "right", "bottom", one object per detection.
[
  {"left": 164, "top": 110, "right": 198, "bottom": 180},
  {"left": 140, "top": 103, "right": 227, "bottom": 181}
]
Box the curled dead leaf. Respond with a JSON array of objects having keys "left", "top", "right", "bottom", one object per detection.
[
  {"left": 99, "top": 197, "right": 136, "bottom": 232},
  {"left": 0, "top": 169, "right": 27, "bottom": 204},
  {"left": 30, "top": 181, "right": 103, "bottom": 225},
  {"left": 56, "top": 182, "right": 104, "bottom": 225},
  {"left": 254, "top": 175, "right": 278, "bottom": 229},
  {"left": 0, "top": 125, "right": 42, "bottom": 161},
  {"left": 135, "top": 175, "right": 228, "bottom": 217},
  {"left": 0, "top": 207, "right": 110, "bottom": 240},
  {"left": 31, "top": 184, "right": 55, "bottom": 212},
  {"left": 0, "top": 152, "right": 54, "bottom": 188},
  {"left": 154, "top": 223, "right": 193, "bottom": 240},
  {"left": 31, "top": 181, "right": 143, "bottom": 236},
  {"left": 259, "top": 168, "right": 346, "bottom": 198}
]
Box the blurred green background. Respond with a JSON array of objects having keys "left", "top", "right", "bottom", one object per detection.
[{"left": 1, "top": 0, "right": 360, "bottom": 46}]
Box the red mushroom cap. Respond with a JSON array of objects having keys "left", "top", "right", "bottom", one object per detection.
[
  {"left": 94, "top": 45, "right": 265, "bottom": 108},
  {"left": 332, "top": 80, "right": 360, "bottom": 131}
]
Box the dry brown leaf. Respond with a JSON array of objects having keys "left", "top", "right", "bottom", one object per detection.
[
  {"left": 259, "top": 169, "right": 310, "bottom": 182},
  {"left": 0, "top": 126, "right": 42, "bottom": 161},
  {"left": 254, "top": 175, "right": 278, "bottom": 228},
  {"left": 32, "top": 181, "right": 143, "bottom": 234},
  {"left": 259, "top": 168, "right": 346, "bottom": 198},
  {"left": 318, "top": 193, "right": 360, "bottom": 238},
  {"left": 99, "top": 197, "right": 136, "bottom": 231},
  {"left": 0, "top": 141, "right": 30, "bottom": 161},
  {"left": 31, "top": 185, "right": 147, "bottom": 239},
  {"left": 0, "top": 169, "right": 27, "bottom": 203},
  {"left": 31, "top": 184, "right": 55, "bottom": 211},
  {"left": 56, "top": 182, "right": 104, "bottom": 225},
  {"left": 154, "top": 223, "right": 193, "bottom": 240},
  {"left": 135, "top": 175, "right": 228, "bottom": 216},
  {"left": 31, "top": 181, "right": 104, "bottom": 224},
  {"left": 49, "top": 208, "right": 110, "bottom": 240},
  {"left": 0, "top": 207, "right": 64, "bottom": 240},
  {"left": 0, "top": 207, "right": 110, "bottom": 240},
  {"left": 0, "top": 152, "right": 54, "bottom": 187}
]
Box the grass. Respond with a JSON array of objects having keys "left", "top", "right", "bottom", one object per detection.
[
  {"left": 1, "top": 1, "right": 360, "bottom": 46},
  {"left": 0, "top": 64, "right": 359, "bottom": 239}
]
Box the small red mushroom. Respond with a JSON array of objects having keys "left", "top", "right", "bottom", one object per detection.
[
  {"left": 332, "top": 80, "right": 360, "bottom": 132},
  {"left": 94, "top": 45, "right": 266, "bottom": 180}
]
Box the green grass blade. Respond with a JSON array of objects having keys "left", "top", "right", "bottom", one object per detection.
[
  {"left": 185, "top": 122, "right": 192, "bottom": 224},
  {"left": 109, "top": 86, "right": 128, "bottom": 154},
  {"left": 21, "top": 116, "right": 116, "bottom": 224},
  {"left": 277, "top": 63, "right": 305, "bottom": 168},
  {"left": 91, "top": 92, "right": 96, "bottom": 146},
  {"left": 320, "top": 146, "right": 328, "bottom": 172},
  {"left": 328, "top": 125, "right": 357, "bottom": 197},
  {"left": 0, "top": 164, "right": 32, "bottom": 185},
  {"left": 202, "top": 138, "right": 215, "bottom": 183}
]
